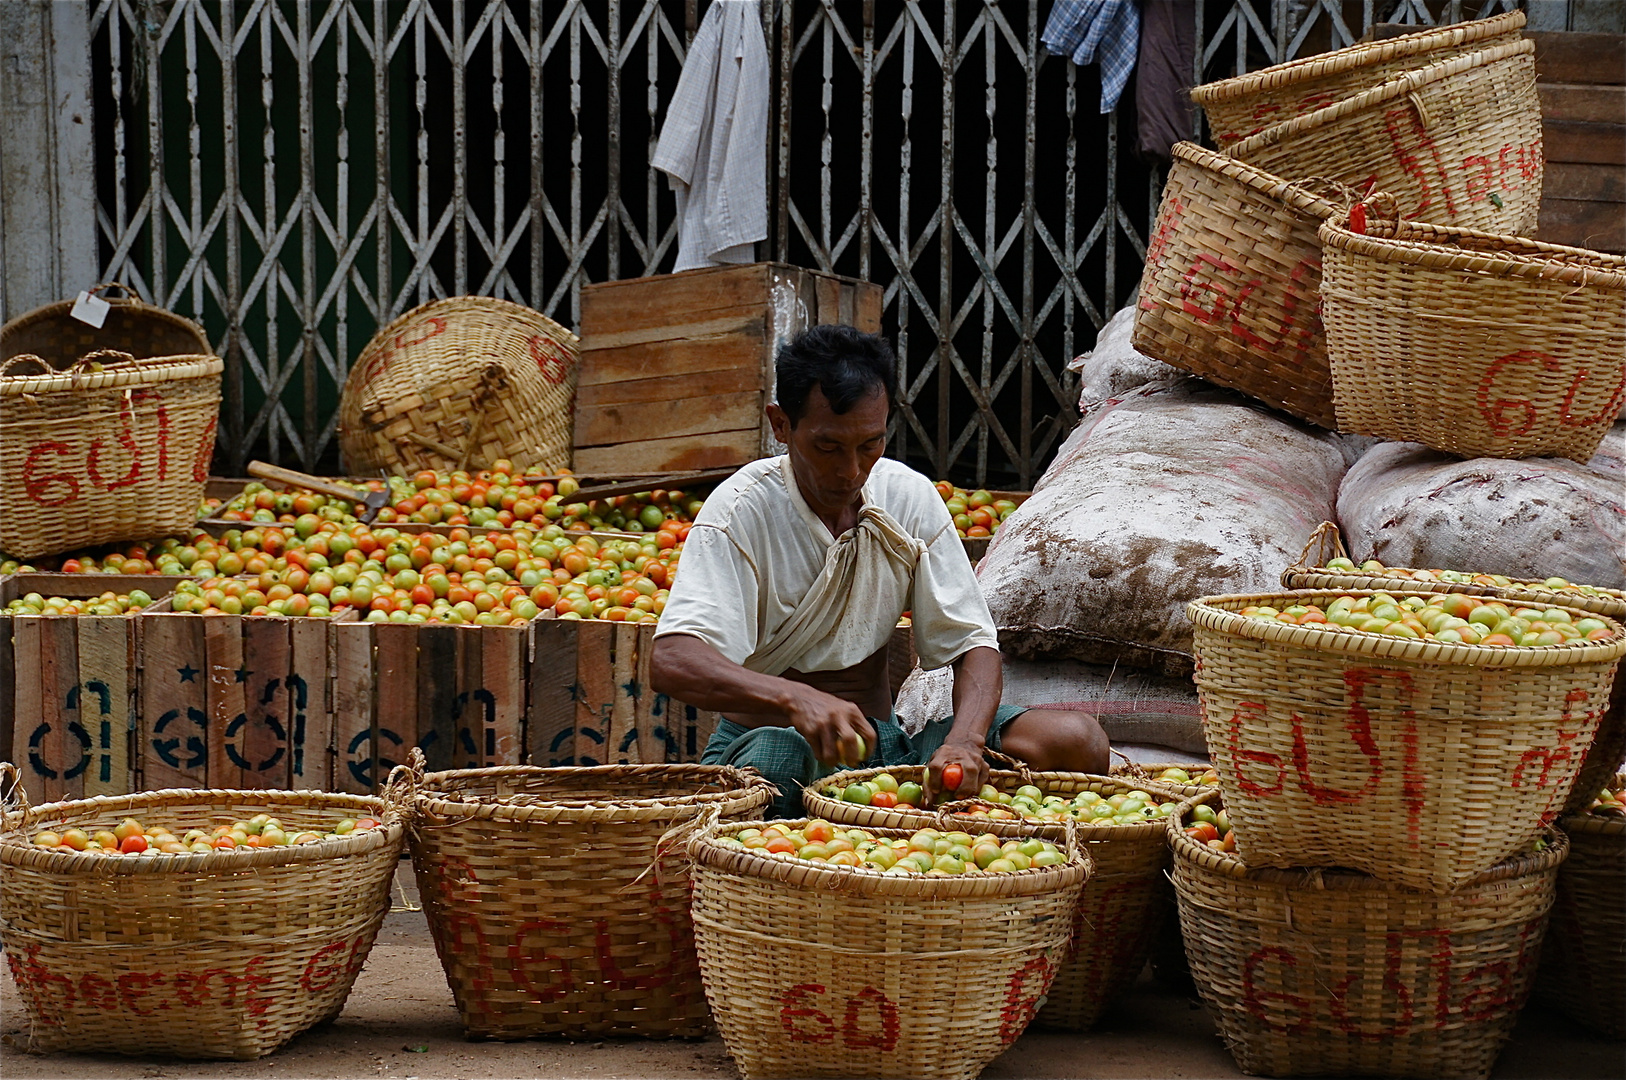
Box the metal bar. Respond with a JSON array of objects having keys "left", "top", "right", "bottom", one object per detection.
[
  {"left": 489, "top": 0, "right": 505, "bottom": 300},
  {"left": 569, "top": 3, "right": 582, "bottom": 325},
  {"left": 145, "top": 1, "right": 166, "bottom": 304},
  {"left": 530, "top": 0, "right": 544, "bottom": 309},
  {"left": 219, "top": 0, "right": 243, "bottom": 472},
  {"left": 414, "top": 0, "right": 429, "bottom": 306},
  {"left": 893, "top": 8, "right": 915, "bottom": 464},
  {"left": 261, "top": 5, "right": 280, "bottom": 462},
  {"left": 936, "top": 0, "right": 954, "bottom": 479},
  {"left": 1019, "top": 0, "right": 1036, "bottom": 487},
  {"left": 298, "top": 2, "right": 317, "bottom": 467},
  {"left": 820, "top": 8, "right": 833, "bottom": 268},
  {"left": 776, "top": 0, "right": 793, "bottom": 263},
  {"left": 979, "top": 4, "right": 994, "bottom": 483},
  {"left": 334, "top": 0, "right": 352, "bottom": 423},
  {"left": 859, "top": 0, "right": 873, "bottom": 280},
  {"left": 374, "top": 0, "right": 391, "bottom": 324},
  {"left": 606, "top": 0, "right": 621, "bottom": 280},
  {"left": 451, "top": 0, "right": 467, "bottom": 294}
]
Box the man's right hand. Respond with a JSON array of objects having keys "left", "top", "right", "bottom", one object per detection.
[{"left": 785, "top": 685, "right": 878, "bottom": 769}]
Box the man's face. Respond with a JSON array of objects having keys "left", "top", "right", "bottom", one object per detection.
[{"left": 768, "top": 384, "right": 889, "bottom": 518}]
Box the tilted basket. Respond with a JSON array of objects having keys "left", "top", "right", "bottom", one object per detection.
[
  {"left": 395, "top": 754, "right": 773, "bottom": 1039},
  {"left": 1171, "top": 790, "right": 1565, "bottom": 1079},
  {"left": 0, "top": 773, "right": 404, "bottom": 1059},
  {"left": 1534, "top": 773, "right": 1626, "bottom": 1039},
  {"left": 688, "top": 816, "right": 1090, "bottom": 1080},
  {"left": 1132, "top": 142, "right": 1340, "bottom": 428},
  {"left": 1228, "top": 41, "right": 1542, "bottom": 236},
  {"left": 804, "top": 763, "right": 1180, "bottom": 1032},
  {"left": 1193, "top": 11, "right": 1525, "bottom": 148},
  {"left": 1318, "top": 205, "right": 1626, "bottom": 462},
  {"left": 1, "top": 351, "right": 223, "bottom": 558},
  {"left": 338, "top": 296, "right": 579, "bottom": 477},
  {"left": 1187, "top": 589, "right": 1625, "bottom": 892}
]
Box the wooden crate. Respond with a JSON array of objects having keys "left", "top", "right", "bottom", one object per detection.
[
  {"left": 2, "top": 574, "right": 192, "bottom": 805},
  {"left": 1532, "top": 31, "right": 1625, "bottom": 253},
  {"left": 574, "top": 263, "right": 884, "bottom": 476},
  {"left": 137, "top": 608, "right": 346, "bottom": 792},
  {"left": 330, "top": 620, "right": 527, "bottom": 793}
]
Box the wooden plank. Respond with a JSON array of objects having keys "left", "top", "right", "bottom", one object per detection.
[
  {"left": 1530, "top": 31, "right": 1626, "bottom": 86},
  {"left": 1543, "top": 119, "right": 1626, "bottom": 164},
  {"left": 417, "top": 624, "right": 460, "bottom": 772},
  {"left": 854, "top": 281, "right": 884, "bottom": 333},
  {"left": 581, "top": 264, "right": 769, "bottom": 334},
  {"left": 139, "top": 613, "right": 210, "bottom": 790},
  {"left": 1538, "top": 197, "right": 1626, "bottom": 252},
  {"left": 526, "top": 619, "right": 579, "bottom": 766},
  {"left": 574, "top": 620, "right": 614, "bottom": 766},
  {"left": 575, "top": 391, "right": 764, "bottom": 448},
  {"left": 573, "top": 428, "right": 763, "bottom": 477},
  {"left": 288, "top": 616, "right": 333, "bottom": 790},
  {"left": 608, "top": 621, "right": 641, "bottom": 764},
  {"left": 576, "top": 320, "right": 765, "bottom": 380},
  {"left": 15, "top": 617, "right": 83, "bottom": 805},
  {"left": 373, "top": 623, "right": 418, "bottom": 791},
  {"left": 480, "top": 624, "right": 525, "bottom": 767},
  {"left": 1539, "top": 82, "right": 1626, "bottom": 124},
  {"left": 331, "top": 621, "right": 376, "bottom": 794},
  {"left": 576, "top": 366, "right": 761, "bottom": 408},
  {"left": 203, "top": 616, "right": 247, "bottom": 789},
  {"left": 0, "top": 609, "right": 13, "bottom": 797},
  {"left": 450, "top": 626, "right": 484, "bottom": 770},
  {"left": 1543, "top": 161, "right": 1626, "bottom": 201},
  {"left": 76, "top": 615, "right": 131, "bottom": 797},
  {"left": 814, "top": 273, "right": 842, "bottom": 328},
  {"left": 11, "top": 617, "right": 47, "bottom": 803},
  {"left": 236, "top": 618, "right": 292, "bottom": 789}
]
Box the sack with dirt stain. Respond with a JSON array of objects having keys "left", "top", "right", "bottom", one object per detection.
[
  {"left": 1067, "top": 305, "right": 1187, "bottom": 416},
  {"left": 1336, "top": 420, "right": 1625, "bottom": 589},
  {"left": 978, "top": 381, "right": 1350, "bottom": 676}
]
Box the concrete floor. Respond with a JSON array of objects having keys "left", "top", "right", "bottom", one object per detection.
[{"left": 2, "top": 863, "right": 1621, "bottom": 1080}]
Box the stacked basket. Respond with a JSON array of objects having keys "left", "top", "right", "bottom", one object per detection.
[{"left": 1172, "top": 586, "right": 1626, "bottom": 1077}]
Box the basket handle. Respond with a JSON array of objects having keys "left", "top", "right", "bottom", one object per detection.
[
  {"left": 72, "top": 349, "right": 138, "bottom": 375},
  {"left": 382, "top": 748, "right": 426, "bottom": 819},
  {"left": 1110, "top": 748, "right": 1153, "bottom": 784},
  {"left": 454, "top": 364, "right": 509, "bottom": 471},
  {"left": 1293, "top": 521, "right": 1348, "bottom": 570},
  {"left": 0, "top": 354, "right": 53, "bottom": 378},
  {"left": 0, "top": 763, "right": 30, "bottom": 836},
  {"left": 87, "top": 281, "right": 141, "bottom": 304},
  {"left": 984, "top": 747, "right": 1034, "bottom": 785}
]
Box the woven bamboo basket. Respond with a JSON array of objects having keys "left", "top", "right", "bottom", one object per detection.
[
  {"left": 394, "top": 752, "right": 774, "bottom": 1039},
  {"left": 1, "top": 352, "right": 223, "bottom": 559},
  {"left": 804, "top": 762, "right": 1181, "bottom": 1031},
  {"left": 1131, "top": 142, "right": 1341, "bottom": 427},
  {"left": 1535, "top": 773, "right": 1625, "bottom": 1038},
  {"left": 1228, "top": 41, "right": 1542, "bottom": 236},
  {"left": 688, "top": 816, "right": 1091, "bottom": 1080},
  {"left": 1171, "top": 790, "right": 1565, "bottom": 1079},
  {"left": 1280, "top": 522, "right": 1626, "bottom": 816},
  {"left": 0, "top": 768, "right": 403, "bottom": 1059},
  {"left": 1193, "top": 11, "right": 1525, "bottom": 148},
  {"left": 1318, "top": 204, "right": 1626, "bottom": 462},
  {"left": 1188, "top": 589, "right": 1626, "bottom": 893},
  {"left": 1109, "top": 754, "right": 1219, "bottom": 800},
  {"left": 1, "top": 282, "right": 211, "bottom": 370},
  {"left": 338, "top": 296, "right": 579, "bottom": 477}
]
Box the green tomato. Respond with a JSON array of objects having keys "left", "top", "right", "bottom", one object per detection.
[
  {"left": 896, "top": 782, "right": 924, "bottom": 806},
  {"left": 842, "top": 783, "right": 873, "bottom": 806}
]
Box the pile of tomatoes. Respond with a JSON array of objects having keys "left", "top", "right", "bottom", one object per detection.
[
  {"left": 721, "top": 820, "right": 1067, "bottom": 876},
  {"left": 953, "top": 783, "right": 1183, "bottom": 826},
  {"left": 28, "top": 813, "right": 380, "bottom": 856},
  {"left": 5, "top": 589, "right": 156, "bottom": 616},
  {"left": 1586, "top": 785, "right": 1625, "bottom": 818},
  {"left": 1239, "top": 592, "right": 1616, "bottom": 646},
  {"left": 1182, "top": 803, "right": 1236, "bottom": 853},
  {"left": 1321, "top": 557, "right": 1617, "bottom": 602},
  {"left": 934, "top": 482, "right": 1020, "bottom": 540}
]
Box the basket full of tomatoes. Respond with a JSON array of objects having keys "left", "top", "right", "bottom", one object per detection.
[
  {"left": 1187, "top": 589, "right": 1625, "bottom": 893},
  {"left": 687, "top": 815, "right": 1090, "bottom": 1080},
  {"left": 0, "top": 770, "right": 403, "bottom": 1059}
]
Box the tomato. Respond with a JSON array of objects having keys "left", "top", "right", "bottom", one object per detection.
[
  {"left": 941, "top": 763, "right": 965, "bottom": 791},
  {"left": 1185, "top": 823, "right": 1219, "bottom": 844},
  {"left": 119, "top": 834, "right": 149, "bottom": 854},
  {"left": 869, "top": 791, "right": 898, "bottom": 809},
  {"left": 803, "top": 820, "right": 835, "bottom": 844}
]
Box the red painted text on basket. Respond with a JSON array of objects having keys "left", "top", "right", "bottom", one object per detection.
[
  {"left": 1379, "top": 109, "right": 1539, "bottom": 218},
  {"left": 1240, "top": 920, "right": 1543, "bottom": 1036},
  {"left": 1511, "top": 687, "right": 1603, "bottom": 827},
  {"left": 356, "top": 316, "right": 448, "bottom": 383},
  {"left": 1221, "top": 92, "right": 1340, "bottom": 145},
  {"left": 777, "top": 983, "right": 902, "bottom": 1051},
  {"left": 1463, "top": 142, "right": 1542, "bottom": 206},
  {"left": 1477, "top": 351, "right": 1626, "bottom": 438},
  {"left": 1138, "top": 195, "right": 1185, "bottom": 310},
  {"left": 998, "top": 953, "right": 1059, "bottom": 1046},
  {"left": 529, "top": 335, "right": 571, "bottom": 385},
  {"left": 22, "top": 396, "right": 216, "bottom": 506},
  {"left": 1173, "top": 252, "right": 1319, "bottom": 363}
]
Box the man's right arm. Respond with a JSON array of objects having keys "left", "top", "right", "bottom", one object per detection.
[{"left": 650, "top": 633, "right": 875, "bottom": 767}]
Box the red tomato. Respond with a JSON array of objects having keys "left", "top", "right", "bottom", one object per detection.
[
  {"left": 119, "top": 834, "right": 149, "bottom": 854},
  {"left": 870, "top": 791, "right": 898, "bottom": 809},
  {"left": 803, "top": 821, "right": 834, "bottom": 844},
  {"left": 941, "top": 763, "right": 965, "bottom": 791},
  {"left": 1186, "top": 823, "right": 1220, "bottom": 844}
]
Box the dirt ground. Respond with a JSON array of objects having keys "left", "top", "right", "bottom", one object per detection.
[{"left": 3, "top": 863, "right": 1621, "bottom": 1080}]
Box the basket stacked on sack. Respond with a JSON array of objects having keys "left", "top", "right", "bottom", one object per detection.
[
  {"left": 687, "top": 810, "right": 1090, "bottom": 1080},
  {"left": 392, "top": 751, "right": 773, "bottom": 1039},
  {"left": 1, "top": 285, "right": 222, "bottom": 558},
  {"left": 0, "top": 767, "right": 404, "bottom": 1059},
  {"left": 804, "top": 759, "right": 1183, "bottom": 1032}
]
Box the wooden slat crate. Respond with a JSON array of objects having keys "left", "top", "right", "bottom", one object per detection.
[
  {"left": 1532, "top": 31, "right": 1625, "bottom": 253},
  {"left": 574, "top": 263, "right": 884, "bottom": 476},
  {"left": 330, "top": 620, "right": 527, "bottom": 793},
  {"left": 137, "top": 608, "right": 345, "bottom": 792},
  {"left": 2, "top": 574, "right": 192, "bottom": 805}
]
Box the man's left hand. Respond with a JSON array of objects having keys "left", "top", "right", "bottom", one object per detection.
[{"left": 924, "top": 740, "right": 987, "bottom": 806}]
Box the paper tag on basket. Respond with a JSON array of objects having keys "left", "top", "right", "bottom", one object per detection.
[{"left": 70, "top": 290, "right": 111, "bottom": 329}]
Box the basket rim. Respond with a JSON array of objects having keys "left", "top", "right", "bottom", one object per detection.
[
  {"left": 409, "top": 762, "right": 777, "bottom": 823},
  {"left": 1190, "top": 10, "right": 1524, "bottom": 105},
  {"left": 803, "top": 766, "right": 1188, "bottom": 843},
  {"left": 689, "top": 816, "right": 1092, "bottom": 898},
  {"left": 1, "top": 287, "right": 211, "bottom": 349},
  {"left": 1168, "top": 141, "right": 1341, "bottom": 219},
  {"left": 1561, "top": 772, "right": 1626, "bottom": 836},
  {"left": 1317, "top": 215, "right": 1626, "bottom": 287},
  {"left": 355, "top": 294, "right": 579, "bottom": 357},
  {"left": 1281, "top": 568, "right": 1626, "bottom": 620},
  {"left": 1168, "top": 789, "right": 1570, "bottom": 886},
  {"left": 0, "top": 786, "right": 399, "bottom": 875},
  {"left": 1226, "top": 39, "right": 1535, "bottom": 156},
  {"left": 1, "top": 354, "right": 223, "bottom": 395},
  {"left": 1188, "top": 590, "right": 1626, "bottom": 668}
]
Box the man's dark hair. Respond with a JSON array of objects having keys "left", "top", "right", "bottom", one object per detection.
[{"left": 774, "top": 324, "right": 898, "bottom": 425}]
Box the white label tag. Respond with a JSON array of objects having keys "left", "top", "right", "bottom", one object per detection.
[{"left": 70, "top": 291, "right": 112, "bottom": 329}]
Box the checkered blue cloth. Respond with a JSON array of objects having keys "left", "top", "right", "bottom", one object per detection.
[{"left": 1043, "top": 0, "right": 1140, "bottom": 113}]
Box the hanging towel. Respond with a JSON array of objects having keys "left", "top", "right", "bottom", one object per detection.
[
  {"left": 1043, "top": 0, "right": 1141, "bottom": 114},
  {"left": 1136, "top": 0, "right": 1197, "bottom": 160},
  {"left": 652, "top": 0, "right": 770, "bottom": 273}
]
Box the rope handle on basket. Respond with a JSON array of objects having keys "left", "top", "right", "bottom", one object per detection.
[
  {"left": 0, "top": 355, "right": 53, "bottom": 378},
  {"left": 675, "top": 804, "right": 728, "bottom": 866},
  {"left": 1293, "top": 520, "right": 1348, "bottom": 570},
  {"left": 86, "top": 281, "right": 141, "bottom": 304},
  {"left": 984, "top": 747, "right": 1034, "bottom": 785},
  {"left": 0, "top": 763, "right": 30, "bottom": 835},
  {"left": 72, "top": 350, "right": 138, "bottom": 376},
  {"left": 381, "top": 746, "right": 427, "bottom": 821},
  {"left": 1110, "top": 748, "right": 1153, "bottom": 784}
]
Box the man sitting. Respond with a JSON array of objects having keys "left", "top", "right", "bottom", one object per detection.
[{"left": 651, "top": 324, "right": 1109, "bottom": 816}]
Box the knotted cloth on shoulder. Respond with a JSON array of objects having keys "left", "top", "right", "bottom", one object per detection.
[{"left": 743, "top": 504, "right": 926, "bottom": 677}]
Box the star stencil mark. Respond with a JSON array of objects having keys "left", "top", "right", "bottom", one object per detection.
[
  {"left": 178, "top": 665, "right": 198, "bottom": 683},
  {"left": 234, "top": 667, "right": 252, "bottom": 684}
]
